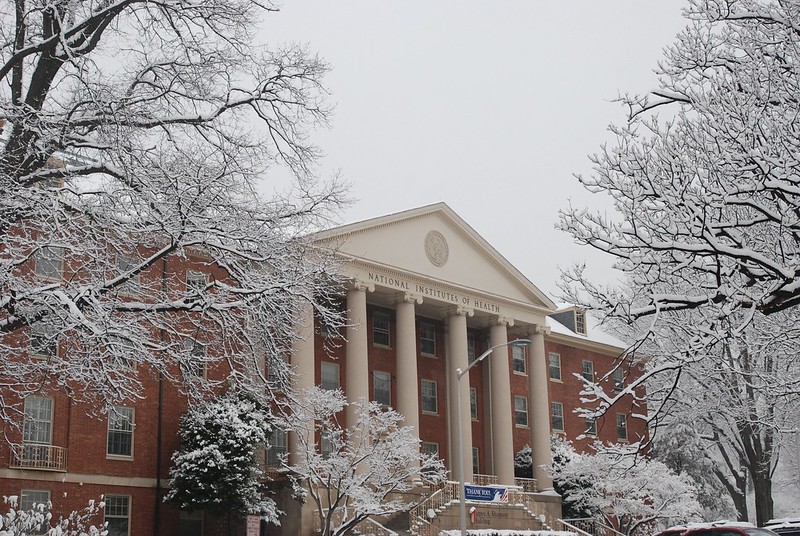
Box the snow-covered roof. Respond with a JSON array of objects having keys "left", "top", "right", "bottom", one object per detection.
[{"left": 546, "top": 312, "right": 627, "bottom": 350}]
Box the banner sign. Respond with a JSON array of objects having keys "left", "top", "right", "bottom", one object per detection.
[{"left": 464, "top": 484, "right": 509, "bottom": 503}]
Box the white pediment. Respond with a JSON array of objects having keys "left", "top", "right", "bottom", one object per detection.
[{"left": 315, "top": 203, "right": 556, "bottom": 312}]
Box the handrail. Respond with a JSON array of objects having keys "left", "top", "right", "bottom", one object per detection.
[
  {"left": 10, "top": 443, "right": 67, "bottom": 472},
  {"left": 562, "top": 517, "right": 626, "bottom": 536}
]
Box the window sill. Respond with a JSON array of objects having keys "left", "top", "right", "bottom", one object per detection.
[
  {"left": 106, "top": 454, "right": 133, "bottom": 461},
  {"left": 420, "top": 353, "right": 437, "bottom": 358},
  {"left": 513, "top": 371, "right": 527, "bottom": 376},
  {"left": 421, "top": 410, "right": 439, "bottom": 416},
  {"left": 549, "top": 378, "right": 563, "bottom": 383}
]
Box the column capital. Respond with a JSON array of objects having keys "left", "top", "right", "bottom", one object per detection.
[
  {"left": 528, "top": 323, "right": 551, "bottom": 336},
  {"left": 349, "top": 279, "right": 375, "bottom": 293},
  {"left": 446, "top": 305, "right": 474, "bottom": 318},
  {"left": 395, "top": 292, "right": 423, "bottom": 305},
  {"left": 493, "top": 315, "right": 515, "bottom": 327}
]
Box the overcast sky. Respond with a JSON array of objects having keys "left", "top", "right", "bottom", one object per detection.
[{"left": 262, "top": 2, "right": 688, "bottom": 298}]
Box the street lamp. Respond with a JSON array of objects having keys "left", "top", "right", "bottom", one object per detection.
[{"left": 455, "top": 337, "right": 531, "bottom": 536}]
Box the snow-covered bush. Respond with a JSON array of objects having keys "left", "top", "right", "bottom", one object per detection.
[
  {"left": 549, "top": 438, "right": 702, "bottom": 536},
  {"left": 165, "top": 390, "right": 279, "bottom": 523},
  {"left": 0, "top": 496, "right": 106, "bottom": 536}
]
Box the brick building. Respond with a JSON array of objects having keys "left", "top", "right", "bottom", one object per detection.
[{"left": 0, "top": 203, "right": 646, "bottom": 535}]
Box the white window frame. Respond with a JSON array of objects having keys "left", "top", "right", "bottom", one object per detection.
[
  {"left": 419, "top": 322, "right": 436, "bottom": 356},
  {"left": 469, "top": 387, "right": 478, "bottom": 421},
  {"left": 421, "top": 379, "right": 438, "bottom": 414},
  {"left": 548, "top": 352, "right": 562, "bottom": 381},
  {"left": 267, "top": 428, "right": 287, "bottom": 467},
  {"left": 20, "top": 488, "right": 50, "bottom": 511},
  {"left": 613, "top": 367, "right": 625, "bottom": 391},
  {"left": 616, "top": 414, "right": 628, "bottom": 441},
  {"left": 582, "top": 360, "right": 594, "bottom": 383},
  {"left": 421, "top": 441, "right": 439, "bottom": 456},
  {"left": 515, "top": 396, "right": 529, "bottom": 427},
  {"left": 29, "top": 323, "right": 58, "bottom": 359},
  {"left": 21, "top": 489, "right": 50, "bottom": 534},
  {"left": 34, "top": 246, "right": 63, "bottom": 281},
  {"left": 512, "top": 345, "right": 527, "bottom": 374},
  {"left": 550, "top": 401, "right": 565, "bottom": 432},
  {"left": 467, "top": 333, "right": 476, "bottom": 364},
  {"left": 320, "top": 362, "right": 340, "bottom": 390},
  {"left": 23, "top": 396, "right": 53, "bottom": 445},
  {"left": 107, "top": 406, "right": 134, "bottom": 458},
  {"left": 116, "top": 255, "right": 141, "bottom": 296},
  {"left": 372, "top": 311, "right": 391, "bottom": 347},
  {"left": 373, "top": 370, "right": 391, "bottom": 406},
  {"left": 575, "top": 311, "right": 587, "bottom": 335},
  {"left": 104, "top": 494, "right": 131, "bottom": 536},
  {"left": 186, "top": 270, "right": 208, "bottom": 294},
  {"left": 585, "top": 418, "right": 597, "bottom": 436},
  {"left": 184, "top": 338, "right": 207, "bottom": 379}
]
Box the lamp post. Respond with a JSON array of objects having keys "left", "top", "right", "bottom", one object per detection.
[{"left": 455, "top": 337, "right": 531, "bottom": 536}]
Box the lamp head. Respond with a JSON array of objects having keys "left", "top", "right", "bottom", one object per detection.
[{"left": 510, "top": 338, "right": 531, "bottom": 348}]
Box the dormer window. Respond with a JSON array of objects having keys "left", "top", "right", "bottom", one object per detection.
[{"left": 575, "top": 310, "right": 587, "bottom": 335}]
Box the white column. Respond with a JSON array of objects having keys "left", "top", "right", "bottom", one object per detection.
[
  {"left": 289, "top": 300, "right": 315, "bottom": 464},
  {"left": 395, "top": 293, "right": 422, "bottom": 434},
  {"left": 489, "top": 317, "right": 515, "bottom": 485},
  {"left": 529, "top": 324, "right": 555, "bottom": 491},
  {"left": 448, "top": 306, "right": 473, "bottom": 482},
  {"left": 345, "top": 281, "right": 372, "bottom": 429}
]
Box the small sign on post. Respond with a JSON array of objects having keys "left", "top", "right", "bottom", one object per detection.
[{"left": 246, "top": 515, "right": 261, "bottom": 536}]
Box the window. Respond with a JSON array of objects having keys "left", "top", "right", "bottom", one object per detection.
[
  {"left": 470, "top": 387, "right": 478, "bottom": 421},
  {"left": 421, "top": 379, "right": 438, "bottom": 414},
  {"left": 108, "top": 336, "right": 137, "bottom": 371},
  {"left": 267, "top": 353, "right": 288, "bottom": 390},
  {"left": 21, "top": 490, "right": 50, "bottom": 534},
  {"left": 421, "top": 442, "right": 439, "bottom": 456},
  {"left": 582, "top": 360, "right": 594, "bottom": 382},
  {"left": 472, "top": 447, "right": 480, "bottom": 475},
  {"left": 179, "top": 510, "right": 203, "bottom": 536},
  {"left": 585, "top": 418, "right": 597, "bottom": 436},
  {"left": 30, "top": 323, "right": 58, "bottom": 358},
  {"left": 512, "top": 345, "right": 526, "bottom": 374},
  {"left": 467, "top": 334, "right": 476, "bottom": 364},
  {"left": 613, "top": 367, "right": 625, "bottom": 391},
  {"left": 34, "top": 246, "right": 63, "bottom": 280},
  {"left": 320, "top": 431, "right": 334, "bottom": 458},
  {"left": 104, "top": 495, "right": 130, "bottom": 536},
  {"left": 373, "top": 311, "right": 390, "bottom": 346},
  {"left": 548, "top": 352, "right": 562, "bottom": 381},
  {"left": 107, "top": 407, "right": 134, "bottom": 457},
  {"left": 419, "top": 322, "right": 436, "bottom": 355},
  {"left": 23, "top": 397, "right": 53, "bottom": 445},
  {"left": 616, "top": 414, "right": 628, "bottom": 441},
  {"left": 320, "top": 362, "right": 340, "bottom": 390},
  {"left": 515, "top": 396, "right": 529, "bottom": 427},
  {"left": 184, "top": 338, "right": 206, "bottom": 378},
  {"left": 373, "top": 371, "right": 391, "bottom": 406},
  {"left": 550, "top": 402, "right": 564, "bottom": 432},
  {"left": 267, "top": 428, "right": 287, "bottom": 467},
  {"left": 575, "top": 311, "right": 587, "bottom": 335},
  {"left": 186, "top": 270, "right": 208, "bottom": 294},
  {"left": 116, "top": 255, "right": 141, "bottom": 295}
]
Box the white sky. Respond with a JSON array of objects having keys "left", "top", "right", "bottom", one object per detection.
[{"left": 262, "top": 2, "right": 688, "bottom": 298}]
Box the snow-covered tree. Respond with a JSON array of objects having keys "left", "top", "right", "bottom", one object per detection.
[
  {"left": 557, "top": 2, "right": 800, "bottom": 522},
  {"left": 550, "top": 438, "right": 702, "bottom": 536},
  {"left": 165, "top": 389, "right": 279, "bottom": 526},
  {"left": 0, "top": 495, "right": 106, "bottom": 536},
  {"left": 560, "top": 0, "right": 800, "bottom": 319},
  {"left": 275, "top": 387, "right": 447, "bottom": 536},
  {"left": 0, "top": 1, "right": 347, "bottom": 426}
]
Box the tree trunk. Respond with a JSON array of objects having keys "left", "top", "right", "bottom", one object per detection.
[{"left": 752, "top": 471, "right": 774, "bottom": 526}]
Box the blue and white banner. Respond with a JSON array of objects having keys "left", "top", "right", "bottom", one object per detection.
[{"left": 463, "top": 484, "right": 509, "bottom": 503}]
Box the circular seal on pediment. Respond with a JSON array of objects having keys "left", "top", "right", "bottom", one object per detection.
[{"left": 425, "top": 230, "right": 449, "bottom": 267}]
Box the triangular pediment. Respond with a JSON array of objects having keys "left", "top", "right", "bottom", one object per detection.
[{"left": 314, "top": 203, "right": 556, "bottom": 312}]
